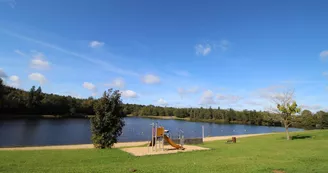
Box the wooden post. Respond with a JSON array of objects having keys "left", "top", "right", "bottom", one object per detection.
[{"left": 202, "top": 125, "right": 204, "bottom": 141}]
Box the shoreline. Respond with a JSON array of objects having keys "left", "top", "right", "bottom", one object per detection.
[{"left": 0, "top": 133, "right": 274, "bottom": 151}]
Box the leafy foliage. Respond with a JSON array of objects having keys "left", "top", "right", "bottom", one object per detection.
[
  {"left": 91, "top": 89, "right": 125, "bottom": 148},
  {"left": 277, "top": 101, "right": 301, "bottom": 140}
]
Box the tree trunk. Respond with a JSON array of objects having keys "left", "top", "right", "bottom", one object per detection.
[
  {"left": 284, "top": 120, "right": 290, "bottom": 140},
  {"left": 285, "top": 126, "right": 290, "bottom": 140}
]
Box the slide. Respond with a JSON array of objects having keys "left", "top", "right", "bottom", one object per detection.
[{"left": 164, "top": 135, "right": 185, "bottom": 150}]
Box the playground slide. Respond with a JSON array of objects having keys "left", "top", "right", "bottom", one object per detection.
[{"left": 164, "top": 135, "right": 184, "bottom": 150}]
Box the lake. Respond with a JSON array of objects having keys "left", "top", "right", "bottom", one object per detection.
[{"left": 0, "top": 117, "right": 303, "bottom": 147}]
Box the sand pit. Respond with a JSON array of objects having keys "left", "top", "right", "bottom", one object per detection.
[
  {"left": 121, "top": 145, "right": 210, "bottom": 156},
  {"left": 0, "top": 141, "right": 149, "bottom": 151}
]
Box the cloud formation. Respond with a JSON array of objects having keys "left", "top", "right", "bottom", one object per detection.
[
  {"left": 121, "top": 90, "right": 138, "bottom": 98},
  {"left": 157, "top": 98, "right": 168, "bottom": 106},
  {"left": 3, "top": 30, "right": 139, "bottom": 76},
  {"left": 83, "top": 82, "right": 97, "bottom": 96},
  {"left": 300, "top": 104, "right": 323, "bottom": 111},
  {"left": 199, "top": 90, "right": 215, "bottom": 105},
  {"left": 28, "top": 73, "right": 46, "bottom": 85},
  {"left": 8, "top": 75, "right": 20, "bottom": 88},
  {"left": 30, "top": 52, "right": 50, "bottom": 70},
  {"left": 142, "top": 74, "right": 160, "bottom": 84},
  {"left": 105, "top": 78, "right": 125, "bottom": 89},
  {"left": 89, "top": 41, "right": 104, "bottom": 48},
  {"left": 0, "top": 68, "right": 8, "bottom": 78},
  {"left": 195, "top": 44, "right": 211, "bottom": 56}
]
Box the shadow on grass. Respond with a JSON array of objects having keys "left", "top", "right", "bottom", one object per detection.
[{"left": 291, "top": 135, "right": 312, "bottom": 140}]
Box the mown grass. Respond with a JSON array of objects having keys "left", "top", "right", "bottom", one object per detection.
[{"left": 1, "top": 130, "right": 328, "bottom": 173}]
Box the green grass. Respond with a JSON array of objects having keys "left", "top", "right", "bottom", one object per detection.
[{"left": 1, "top": 130, "right": 328, "bottom": 173}]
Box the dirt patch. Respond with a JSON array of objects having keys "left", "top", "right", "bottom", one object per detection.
[
  {"left": 121, "top": 145, "right": 209, "bottom": 156},
  {"left": 272, "top": 170, "right": 285, "bottom": 173}
]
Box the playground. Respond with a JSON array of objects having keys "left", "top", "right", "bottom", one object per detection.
[
  {"left": 120, "top": 122, "right": 210, "bottom": 156},
  {"left": 121, "top": 144, "right": 209, "bottom": 156}
]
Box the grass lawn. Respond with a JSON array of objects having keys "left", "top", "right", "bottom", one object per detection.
[{"left": 1, "top": 130, "right": 328, "bottom": 173}]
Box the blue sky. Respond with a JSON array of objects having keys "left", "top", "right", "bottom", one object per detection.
[{"left": 0, "top": 0, "right": 328, "bottom": 112}]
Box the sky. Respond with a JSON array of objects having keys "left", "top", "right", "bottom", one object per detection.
[{"left": 0, "top": 0, "right": 328, "bottom": 112}]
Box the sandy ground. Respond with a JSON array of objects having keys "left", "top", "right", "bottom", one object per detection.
[
  {"left": 0, "top": 141, "right": 148, "bottom": 151},
  {"left": 0, "top": 133, "right": 272, "bottom": 151},
  {"left": 203, "top": 133, "right": 273, "bottom": 142},
  {"left": 121, "top": 145, "right": 210, "bottom": 156}
]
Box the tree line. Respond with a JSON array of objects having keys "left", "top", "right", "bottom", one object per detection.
[{"left": 1, "top": 79, "right": 327, "bottom": 130}]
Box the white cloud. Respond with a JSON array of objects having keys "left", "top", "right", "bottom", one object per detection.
[
  {"left": 121, "top": 90, "right": 138, "bottom": 98},
  {"left": 178, "top": 86, "right": 199, "bottom": 98},
  {"left": 83, "top": 82, "right": 97, "bottom": 96},
  {"left": 157, "top": 98, "right": 168, "bottom": 106},
  {"left": 28, "top": 73, "right": 46, "bottom": 85},
  {"left": 30, "top": 52, "right": 50, "bottom": 70},
  {"left": 199, "top": 90, "right": 216, "bottom": 105},
  {"left": 104, "top": 78, "right": 125, "bottom": 89},
  {"left": 89, "top": 41, "right": 104, "bottom": 48},
  {"left": 320, "top": 50, "right": 328, "bottom": 61},
  {"left": 14, "top": 50, "right": 27, "bottom": 57},
  {"left": 195, "top": 44, "right": 211, "bottom": 56},
  {"left": 142, "top": 74, "right": 160, "bottom": 84},
  {"left": 0, "top": 68, "right": 8, "bottom": 78},
  {"left": 8, "top": 75, "right": 20, "bottom": 88},
  {"left": 3, "top": 30, "right": 138, "bottom": 76},
  {"left": 253, "top": 85, "right": 286, "bottom": 99},
  {"left": 83, "top": 82, "right": 96, "bottom": 90},
  {"left": 300, "top": 104, "right": 323, "bottom": 111}
]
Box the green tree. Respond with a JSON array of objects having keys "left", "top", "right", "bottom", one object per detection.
[
  {"left": 274, "top": 89, "right": 301, "bottom": 140},
  {"left": 35, "top": 86, "right": 43, "bottom": 107},
  {"left": 90, "top": 89, "right": 125, "bottom": 148},
  {"left": 315, "top": 111, "right": 328, "bottom": 129},
  {"left": 27, "top": 86, "right": 36, "bottom": 109},
  {"left": 300, "top": 110, "right": 317, "bottom": 129},
  {"left": 0, "top": 78, "right": 4, "bottom": 108}
]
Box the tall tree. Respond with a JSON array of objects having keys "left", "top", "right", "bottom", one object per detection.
[
  {"left": 0, "top": 78, "right": 4, "bottom": 108},
  {"left": 27, "top": 86, "right": 36, "bottom": 109},
  {"left": 35, "top": 86, "right": 43, "bottom": 107},
  {"left": 90, "top": 89, "right": 125, "bottom": 148},
  {"left": 272, "top": 89, "right": 301, "bottom": 140}
]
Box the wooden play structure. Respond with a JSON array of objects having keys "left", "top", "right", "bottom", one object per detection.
[{"left": 148, "top": 122, "right": 185, "bottom": 152}]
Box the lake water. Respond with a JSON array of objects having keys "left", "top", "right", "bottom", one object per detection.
[{"left": 0, "top": 117, "right": 303, "bottom": 147}]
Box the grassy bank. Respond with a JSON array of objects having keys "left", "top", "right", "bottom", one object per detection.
[{"left": 0, "top": 130, "right": 327, "bottom": 173}]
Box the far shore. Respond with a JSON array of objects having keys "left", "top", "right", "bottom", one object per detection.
[
  {"left": 0, "top": 133, "right": 275, "bottom": 151},
  {"left": 128, "top": 115, "right": 190, "bottom": 121}
]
